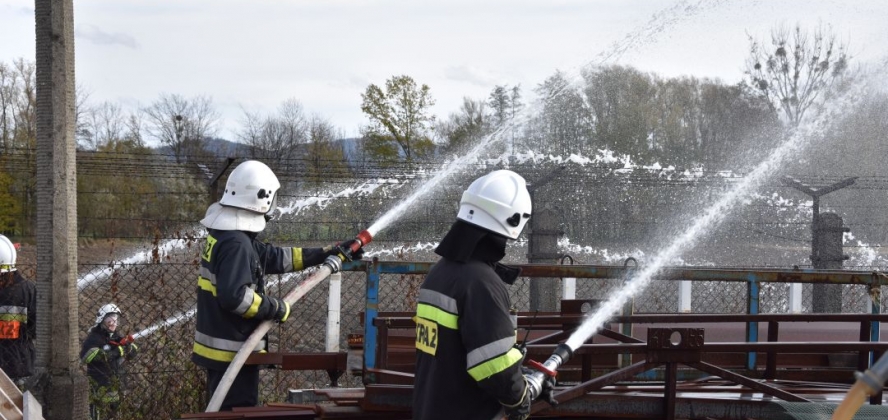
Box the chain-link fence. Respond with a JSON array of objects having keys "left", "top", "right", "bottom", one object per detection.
[
  {"left": 3, "top": 154, "right": 887, "bottom": 418},
  {"left": 5, "top": 245, "right": 888, "bottom": 418}
]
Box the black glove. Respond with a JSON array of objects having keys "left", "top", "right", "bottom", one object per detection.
[
  {"left": 124, "top": 342, "right": 139, "bottom": 359},
  {"left": 539, "top": 374, "right": 558, "bottom": 406},
  {"left": 102, "top": 344, "right": 124, "bottom": 360},
  {"left": 521, "top": 370, "right": 559, "bottom": 407},
  {"left": 502, "top": 385, "right": 531, "bottom": 420},
  {"left": 330, "top": 239, "right": 365, "bottom": 261},
  {"left": 267, "top": 296, "right": 291, "bottom": 323}
]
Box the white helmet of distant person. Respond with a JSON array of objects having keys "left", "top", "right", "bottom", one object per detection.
[
  {"left": 201, "top": 160, "right": 280, "bottom": 232},
  {"left": 0, "top": 234, "right": 16, "bottom": 273},
  {"left": 457, "top": 170, "right": 532, "bottom": 239},
  {"left": 95, "top": 303, "right": 122, "bottom": 325}
]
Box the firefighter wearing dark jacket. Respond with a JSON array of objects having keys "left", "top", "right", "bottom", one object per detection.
[
  {"left": 0, "top": 235, "right": 36, "bottom": 383},
  {"left": 80, "top": 303, "right": 138, "bottom": 420},
  {"left": 193, "top": 160, "right": 364, "bottom": 410},
  {"left": 414, "top": 170, "right": 546, "bottom": 420}
]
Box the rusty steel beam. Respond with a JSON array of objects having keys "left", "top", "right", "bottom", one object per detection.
[
  {"left": 530, "top": 361, "right": 657, "bottom": 414},
  {"left": 373, "top": 313, "right": 888, "bottom": 328},
  {"left": 686, "top": 361, "right": 811, "bottom": 403},
  {"left": 538, "top": 392, "right": 888, "bottom": 419},
  {"left": 348, "top": 261, "right": 888, "bottom": 286}
]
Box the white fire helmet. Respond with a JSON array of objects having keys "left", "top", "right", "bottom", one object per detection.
[
  {"left": 202, "top": 160, "right": 280, "bottom": 232},
  {"left": 95, "top": 303, "right": 122, "bottom": 325},
  {"left": 457, "top": 170, "right": 532, "bottom": 239},
  {"left": 220, "top": 160, "right": 280, "bottom": 214},
  {"left": 0, "top": 235, "right": 16, "bottom": 273}
]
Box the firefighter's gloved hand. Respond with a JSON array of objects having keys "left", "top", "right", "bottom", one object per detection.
[
  {"left": 538, "top": 374, "right": 558, "bottom": 406},
  {"left": 329, "top": 239, "right": 365, "bottom": 261},
  {"left": 124, "top": 342, "right": 139, "bottom": 359},
  {"left": 268, "top": 296, "right": 291, "bottom": 323},
  {"left": 102, "top": 344, "right": 124, "bottom": 360},
  {"left": 502, "top": 385, "right": 531, "bottom": 420}
]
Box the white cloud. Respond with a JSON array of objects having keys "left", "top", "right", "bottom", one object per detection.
[
  {"left": 76, "top": 24, "right": 140, "bottom": 49},
  {"left": 2, "top": 0, "right": 886, "bottom": 141}
]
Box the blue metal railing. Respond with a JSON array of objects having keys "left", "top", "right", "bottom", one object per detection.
[{"left": 343, "top": 261, "right": 887, "bottom": 375}]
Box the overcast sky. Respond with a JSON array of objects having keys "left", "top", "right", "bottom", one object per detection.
[{"left": 2, "top": 0, "right": 887, "bottom": 143}]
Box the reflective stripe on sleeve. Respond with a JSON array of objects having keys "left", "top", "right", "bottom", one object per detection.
[
  {"left": 467, "top": 347, "right": 523, "bottom": 382},
  {"left": 291, "top": 248, "right": 304, "bottom": 270},
  {"left": 235, "top": 288, "right": 262, "bottom": 318},
  {"left": 467, "top": 336, "right": 517, "bottom": 368},
  {"left": 416, "top": 303, "right": 458, "bottom": 330},
  {"left": 82, "top": 347, "right": 102, "bottom": 364},
  {"left": 282, "top": 247, "right": 293, "bottom": 271}
]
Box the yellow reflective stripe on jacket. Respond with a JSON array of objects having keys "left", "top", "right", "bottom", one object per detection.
[
  {"left": 292, "top": 248, "right": 304, "bottom": 270},
  {"left": 197, "top": 277, "right": 216, "bottom": 296},
  {"left": 416, "top": 303, "right": 458, "bottom": 330},
  {"left": 199, "top": 272, "right": 261, "bottom": 319},
  {"left": 467, "top": 347, "right": 523, "bottom": 381},
  {"left": 194, "top": 331, "right": 266, "bottom": 362},
  {"left": 82, "top": 347, "right": 102, "bottom": 364},
  {"left": 242, "top": 291, "right": 262, "bottom": 319},
  {"left": 0, "top": 314, "right": 27, "bottom": 322},
  {"left": 193, "top": 342, "right": 238, "bottom": 362}
]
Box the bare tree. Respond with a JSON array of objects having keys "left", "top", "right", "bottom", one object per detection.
[
  {"left": 77, "top": 100, "right": 126, "bottom": 150},
  {"left": 305, "top": 114, "right": 350, "bottom": 185},
  {"left": 144, "top": 93, "right": 219, "bottom": 163},
  {"left": 436, "top": 97, "right": 490, "bottom": 155},
  {"left": 745, "top": 23, "right": 850, "bottom": 127},
  {"left": 238, "top": 99, "right": 309, "bottom": 175}
]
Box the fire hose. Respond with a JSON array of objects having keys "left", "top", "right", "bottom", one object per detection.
[
  {"left": 205, "top": 230, "right": 372, "bottom": 412},
  {"left": 831, "top": 351, "right": 888, "bottom": 420}
]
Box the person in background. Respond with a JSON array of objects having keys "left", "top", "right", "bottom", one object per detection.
[
  {"left": 192, "top": 159, "right": 364, "bottom": 410},
  {"left": 412, "top": 170, "right": 552, "bottom": 420},
  {"left": 80, "top": 303, "right": 138, "bottom": 420},
  {"left": 0, "top": 235, "right": 36, "bottom": 388}
]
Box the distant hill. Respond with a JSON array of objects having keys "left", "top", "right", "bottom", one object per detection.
[{"left": 153, "top": 137, "right": 250, "bottom": 160}]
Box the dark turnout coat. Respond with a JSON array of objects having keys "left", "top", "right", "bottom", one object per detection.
[
  {"left": 0, "top": 271, "right": 37, "bottom": 379},
  {"left": 413, "top": 222, "right": 526, "bottom": 420},
  {"left": 191, "top": 228, "right": 329, "bottom": 371},
  {"left": 80, "top": 326, "right": 138, "bottom": 390}
]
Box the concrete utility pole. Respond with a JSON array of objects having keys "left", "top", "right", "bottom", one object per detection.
[
  {"left": 208, "top": 157, "right": 235, "bottom": 203},
  {"left": 527, "top": 166, "right": 565, "bottom": 312},
  {"left": 34, "top": 0, "right": 89, "bottom": 417},
  {"left": 782, "top": 176, "right": 856, "bottom": 314}
]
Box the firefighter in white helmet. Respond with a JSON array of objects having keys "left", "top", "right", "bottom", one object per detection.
[
  {"left": 80, "top": 303, "right": 138, "bottom": 419},
  {"left": 192, "top": 160, "right": 365, "bottom": 410},
  {"left": 0, "top": 235, "right": 36, "bottom": 386},
  {"left": 412, "top": 170, "right": 552, "bottom": 420}
]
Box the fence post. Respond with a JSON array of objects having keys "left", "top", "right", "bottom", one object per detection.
[
  {"left": 326, "top": 271, "right": 342, "bottom": 352},
  {"left": 788, "top": 283, "right": 803, "bottom": 313},
  {"left": 746, "top": 277, "right": 760, "bottom": 371},
  {"left": 812, "top": 213, "right": 848, "bottom": 313},
  {"left": 363, "top": 261, "right": 381, "bottom": 383},
  {"left": 678, "top": 281, "right": 692, "bottom": 313},
  {"left": 560, "top": 255, "right": 575, "bottom": 300},
  {"left": 870, "top": 274, "right": 882, "bottom": 366}
]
